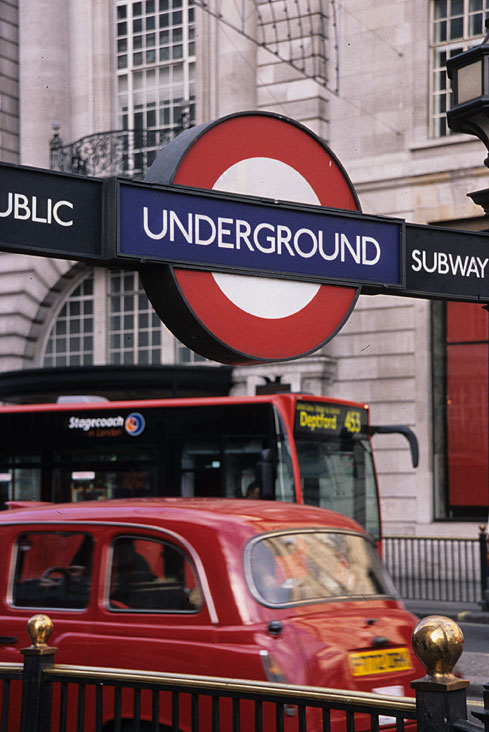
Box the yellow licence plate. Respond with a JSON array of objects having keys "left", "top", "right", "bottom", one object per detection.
[{"left": 349, "top": 647, "right": 412, "bottom": 677}]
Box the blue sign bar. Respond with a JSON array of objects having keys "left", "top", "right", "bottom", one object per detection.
[{"left": 118, "top": 181, "right": 404, "bottom": 288}]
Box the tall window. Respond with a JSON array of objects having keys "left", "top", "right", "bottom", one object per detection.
[
  {"left": 431, "top": 0, "right": 489, "bottom": 137},
  {"left": 432, "top": 300, "right": 489, "bottom": 520},
  {"left": 109, "top": 271, "right": 163, "bottom": 365},
  {"left": 43, "top": 269, "right": 205, "bottom": 367},
  {"left": 116, "top": 0, "right": 195, "bottom": 172}
]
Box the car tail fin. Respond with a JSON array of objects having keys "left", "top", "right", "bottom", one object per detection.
[{"left": 260, "top": 650, "right": 296, "bottom": 717}]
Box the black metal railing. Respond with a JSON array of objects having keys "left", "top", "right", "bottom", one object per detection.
[
  {"left": 1, "top": 613, "right": 488, "bottom": 732},
  {"left": 49, "top": 121, "right": 191, "bottom": 180},
  {"left": 383, "top": 528, "right": 488, "bottom": 603}
]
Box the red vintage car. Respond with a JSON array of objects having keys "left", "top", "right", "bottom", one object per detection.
[{"left": 0, "top": 498, "right": 422, "bottom": 730}]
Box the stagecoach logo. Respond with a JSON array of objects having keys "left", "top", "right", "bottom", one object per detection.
[
  {"left": 68, "top": 415, "right": 125, "bottom": 431},
  {"left": 124, "top": 412, "right": 146, "bottom": 436},
  {"left": 67, "top": 412, "right": 145, "bottom": 437}
]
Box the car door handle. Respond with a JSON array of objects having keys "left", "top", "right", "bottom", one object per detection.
[{"left": 0, "top": 636, "right": 18, "bottom": 644}]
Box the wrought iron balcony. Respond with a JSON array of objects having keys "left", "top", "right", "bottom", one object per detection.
[{"left": 49, "top": 123, "right": 188, "bottom": 180}]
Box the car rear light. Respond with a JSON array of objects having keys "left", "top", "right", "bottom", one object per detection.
[
  {"left": 260, "top": 651, "right": 296, "bottom": 717},
  {"left": 260, "top": 650, "right": 287, "bottom": 683}
]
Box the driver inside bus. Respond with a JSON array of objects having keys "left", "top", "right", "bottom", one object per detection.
[{"left": 246, "top": 481, "right": 261, "bottom": 499}]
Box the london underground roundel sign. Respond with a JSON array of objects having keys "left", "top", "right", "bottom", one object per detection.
[{"left": 141, "top": 111, "right": 361, "bottom": 365}]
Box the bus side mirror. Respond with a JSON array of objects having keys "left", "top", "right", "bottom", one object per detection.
[
  {"left": 369, "top": 425, "right": 419, "bottom": 468},
  {"left": 257, "top": 448, "right": 276, "bottom": 500}
]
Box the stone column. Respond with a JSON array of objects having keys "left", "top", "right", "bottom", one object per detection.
[
  {"left": 68, "top": 0, "right": 114, "bottom": 140},
  {"left": 19, "top": 0, "right": 70, "bottom": 167},
  {"left": 196, "top": 0, "right": 257, "bottom": 122}
]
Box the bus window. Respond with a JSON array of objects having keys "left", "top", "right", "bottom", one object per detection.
[
  {"left": 50, "top": 442, "right": 159, "bottom": 503},
  {"left": 295, "top": 437, "right": 380, "bottom": 542},
  {"left": 180, "top": 435, "right": 295, "bottom": 500},
  {"left": 53, "top": 467, "right": 157, "bottom": 502},
  {"left": 181, "top": 440, "right": 222, "bottom": 497},
  {"left": 221, "top": 437, "right": 294, "bottom": 500},
  {"left": 0, "top": 467, "right": 42, "bottom": 504}
]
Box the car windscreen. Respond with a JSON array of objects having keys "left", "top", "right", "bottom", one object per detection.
[{"left": 245, "top": 530, "right": 397, "bottom": 606}]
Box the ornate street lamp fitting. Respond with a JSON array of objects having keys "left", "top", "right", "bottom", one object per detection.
[
  {"left": 445, "top": 19, "right": 489, "bottom": 216},
  {"left": 446, "top": 19, "right": 489, "bottom": 167}
]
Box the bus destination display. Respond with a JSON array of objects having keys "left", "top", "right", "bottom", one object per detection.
[{"left": 294, "top": 401, "right": 367, "bottom": 436}]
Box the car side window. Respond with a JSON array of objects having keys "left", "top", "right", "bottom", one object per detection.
[
  {"left": 12, "top": 532, "right": 93, "bottom": 610},
  {"left": 108, "top": 536, "right": 202, "bottom": 613}
]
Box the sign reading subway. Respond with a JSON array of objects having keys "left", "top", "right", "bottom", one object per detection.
[
  {"left": 117, "top": 180, "right": 404, "bottom": 288},
  {"left": 405, "top": 224, "right": 489, "bottom": 300}
]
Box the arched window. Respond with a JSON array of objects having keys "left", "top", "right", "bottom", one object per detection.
[
  {"left": 43, "top": 274, "right": 95, "bottom": 367},
  {"left": 42, "top": 268, "right": 206, "bottom": 367}
]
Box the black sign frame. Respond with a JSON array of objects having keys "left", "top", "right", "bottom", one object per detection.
[
  {"left": 0, "top": 162, "right": 107, "bottom": 262},
  {"left": 2, "top": 161, "right": 489, "bottom": 303},
  {"left": 110, "top": 176, "right": 406, "bottom": 291}
]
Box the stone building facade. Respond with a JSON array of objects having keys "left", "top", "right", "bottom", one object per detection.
[{"left": 1, "top": 0, "right": 488, "bottom": 537}]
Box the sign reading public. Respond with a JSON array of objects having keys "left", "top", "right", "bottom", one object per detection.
[
  {"left": 118, "top": 181, "right": 404, "bottom": 289},
  {"left": 0, "top": 162, "right": 104, "bottom": 260}
]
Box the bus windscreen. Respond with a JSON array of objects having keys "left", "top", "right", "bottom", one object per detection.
[{"left": 293, "top": 401, "right": 380, "bottom": 542}]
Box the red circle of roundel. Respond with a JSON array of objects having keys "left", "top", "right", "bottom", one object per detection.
[
  {"left": 174, "top": 115, "right": 358, "bottom": 209},
  {"left": 144, "top": 112, "right": 361, "bottom": 364},
  {"left": 170, "top": 270, "right": 357, "bottom": 361}
]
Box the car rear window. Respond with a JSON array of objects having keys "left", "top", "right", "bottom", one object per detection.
[
  {"left": 12, "top": 531, "right": 93, "bottom": 610},
  {"left": 246, "top": 530, "right": 397, "bottom": 606}
]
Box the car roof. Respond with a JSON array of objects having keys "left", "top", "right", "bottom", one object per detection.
[{"left": 0, "top": 498, "right": 366, "bottom": 536}]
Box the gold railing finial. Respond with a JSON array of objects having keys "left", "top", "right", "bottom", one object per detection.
[
  {"left": 411, "top": 615, "right": 468, "bottom": 691},
  {"left": 27, "top": 614, "right": 54, "bottom": 649}
]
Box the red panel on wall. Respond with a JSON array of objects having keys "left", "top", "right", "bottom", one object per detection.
[
  {"left": 446, "top": 302, "right": 488, "bottom": 343},
  {"left": 447, "top": 341, "right": 488, "bottom": 506}
]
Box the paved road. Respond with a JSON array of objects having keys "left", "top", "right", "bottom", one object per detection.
[
  {"left": 456, "top": 622, "right": 488, "bottom": 697},
  {"left": 468, "top": 698, "right": 486, "bottom": 728},
  {"left": 461, "top": 621, "right": 489, "bottom": 653},
  {"left": 455, "top": 621, "right": 488, "bottom": 731}
]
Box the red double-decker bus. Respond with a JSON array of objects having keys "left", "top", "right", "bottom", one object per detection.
[{"left": 0, "top": 394, "right": 417, "bottom": 542}]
